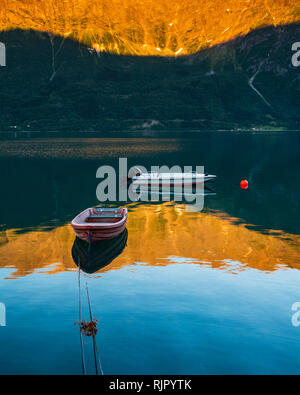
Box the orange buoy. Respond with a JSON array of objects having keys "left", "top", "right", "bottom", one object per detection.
[{"left": 240, "top": 179, "right": 248, "bottom": 189}]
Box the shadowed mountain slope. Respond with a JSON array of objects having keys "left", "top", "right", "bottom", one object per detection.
[{"left": 0, "top": 23, "right": 299, "bottom": 131}]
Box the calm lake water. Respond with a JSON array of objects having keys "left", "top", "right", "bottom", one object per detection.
[{"left": 0, "top": 131, "right": 299, "bottom": 374}]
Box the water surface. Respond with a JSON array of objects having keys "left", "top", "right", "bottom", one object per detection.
[{"left": 0, "top": 131, "right": 299, "bottom": 374}]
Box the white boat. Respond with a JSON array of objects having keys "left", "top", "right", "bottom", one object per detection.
[{"left": 129, "top": 167, "right": 216, "bottom": 187}]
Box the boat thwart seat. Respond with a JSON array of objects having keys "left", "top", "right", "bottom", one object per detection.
[
  {"left": 86, "top": 214, "right": 123, "bottom": 223},
  {"left": 95, "top": 208, "right": 119, "bottom": 212}
]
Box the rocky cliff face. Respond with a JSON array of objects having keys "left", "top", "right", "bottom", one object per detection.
[{"left": 0, "top": 0, "right": 299, "bottom": 55}]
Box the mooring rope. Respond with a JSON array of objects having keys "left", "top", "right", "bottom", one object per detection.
[
  {"left": 85, "top": 235, "right": 104, "bottom": 376},
  {"left": 86, "top": 282, "right": 98, "bottom": 375},
  {"left": 78, "top": 258, "right": 86, "bottom": 375},
  {"left": 88, "top": 233, "right": 93, "bottom": 254},
  {"left": 85, "top": 282, "right": 104, "bottom": 375},
  {"left": 95, "top": 341, "right": 104, "bottom": 376}
]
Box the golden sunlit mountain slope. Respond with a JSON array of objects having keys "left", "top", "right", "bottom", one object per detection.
[{"left": 0, "top": 0, "right": 299, "bottom": 55}]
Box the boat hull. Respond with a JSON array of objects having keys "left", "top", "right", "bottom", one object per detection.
[
  {"left": 131, "top": 174, "right": 216, "bottom": 187},
  {"left": 71, "top": 207, "right": 128, "bottom": 242}
]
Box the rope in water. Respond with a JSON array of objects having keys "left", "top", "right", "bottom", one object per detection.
[
  {"left": 86, "top": 282, "right": 104, "bottom": 376},
  {"left": 83, "top": 234, "right": 104, "bottom": 375},
  {"left": 86, "top": 282, "right": 98, "bottom": 375},
  {"left": 88, "top": 233, "right": 93, "bottom": 254},
  {"left": 78, "top": 258, "right": 86, "bottom": 375}
]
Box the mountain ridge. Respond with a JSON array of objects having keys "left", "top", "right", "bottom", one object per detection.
[{"left": 0, "top": 0, "right": 299, "bottom": 56}]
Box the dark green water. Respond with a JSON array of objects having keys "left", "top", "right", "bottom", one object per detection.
[{"left": 0, "top": 131, "right": 299, "bottom": 374}]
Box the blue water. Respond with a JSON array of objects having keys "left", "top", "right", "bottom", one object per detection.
[
  {"left": 1, "top": 264, "right": 300, "bottom": 374},
  {"left": 0, "top": 131, "right": 299, "bottom": 374}
]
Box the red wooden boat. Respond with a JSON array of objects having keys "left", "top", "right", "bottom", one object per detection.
[{"left": 71, "top": 207, "right": 128, "bottom": 242}]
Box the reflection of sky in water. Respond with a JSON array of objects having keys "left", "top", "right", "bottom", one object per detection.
[{"left": 1, "top": 263, "right": 300, "bottom": 374}]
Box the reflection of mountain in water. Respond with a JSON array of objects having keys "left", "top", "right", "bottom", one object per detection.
[
  {"left": 0, "top": 203, "right": 299, "bottom": 278},
  {"left": 72, "top": 229, "right": 128, "bottom": 274}
]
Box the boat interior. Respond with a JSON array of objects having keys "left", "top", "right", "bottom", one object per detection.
[{"left": 85, "top": 208, "right": 123, "bottom": 223}]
